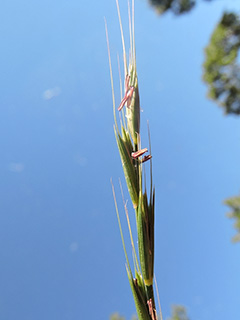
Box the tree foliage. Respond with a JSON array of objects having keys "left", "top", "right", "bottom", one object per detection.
[
  {"left": 167, "top": 305, "right": 190, "bottom": 320},
  {"left": 148, "top": 2, "right": 240, "bottom": 116},
  {"left": 203, "top": 12, "right": 240, "bottom": 115},
  {"left": 225, "top": 195, "right": 240, "bottom": 243},
  {"left": 148, "top": 0, "right": 212, "bottom": 15},
  {"left": 110, "top": 314, "right": 126, "bottom": 320},
  {"left": 110, "top": 313, "right": 137, "bottom": 320}
]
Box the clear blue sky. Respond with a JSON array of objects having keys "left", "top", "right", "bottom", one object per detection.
[{"left": 0, "top": 1, "right": 240, "bottom": 320}]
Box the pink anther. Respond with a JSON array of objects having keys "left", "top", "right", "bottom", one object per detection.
[
  {"left": 141, "top": 155, "right": 152, "bottom": 163},
  {"left": 118, "top": 74, "right": 135, "bottom": 111},
  {"left": 131, "top": 148, "right": 148, "bottom": 159}
]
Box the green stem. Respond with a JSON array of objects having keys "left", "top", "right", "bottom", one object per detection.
[{"left": 146, "top": 284, "right": 155, "bottom": 305}]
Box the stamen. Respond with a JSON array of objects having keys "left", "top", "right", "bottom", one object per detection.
[
  {"left": 118, "top": 96, "right": 128, "bottom": 111},
  {"left": 126, "top": 86, "right": 134, "bottom": 99},
  {"left": 141, "top": 155, "right": 152, "bottom": 163},
  {"left": 125, "top": 74, "right": 130, "bottom": 91},
  {"left": 147, "top": 298, "right": 157, "bottom": 320},
  {"left": 131, "top": 148, "right": 148, "bottom": 159},
  {"left": 118, "top": 86, "right": 135, "bottom": 111}
]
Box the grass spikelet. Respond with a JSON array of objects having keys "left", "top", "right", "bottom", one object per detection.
[{"left": 106, "top": 1, "right": 158, "bottom": 319}]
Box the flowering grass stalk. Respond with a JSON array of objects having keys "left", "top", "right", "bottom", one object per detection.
[{"left": 106, "top": 1, "right": 159, "bottom": 319}]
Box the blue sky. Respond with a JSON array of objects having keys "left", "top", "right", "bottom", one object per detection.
[{"left": 0, "top": 1, "right": 240, "bottom": 319}]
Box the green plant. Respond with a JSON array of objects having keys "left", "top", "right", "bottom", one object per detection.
[
  {"left": 167, "top": 305, "right": 189, "bottom": 320},
  {"left": 203, "top": 12, "right": 240, "bottom": 115},
  {"left": 106, "top": 1, "right": 160, "bottom": 319},
  {"left": 225, "top": 194, "right": 240, "bottom": 243}
]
